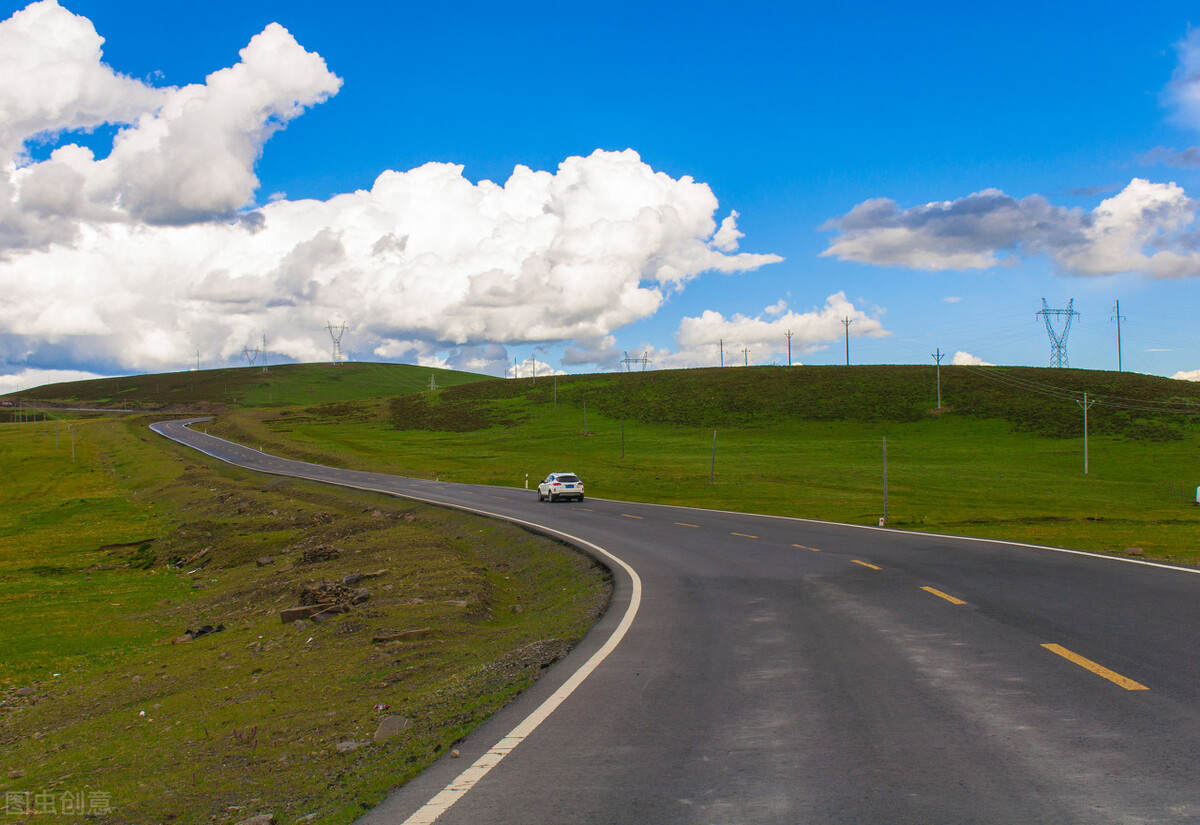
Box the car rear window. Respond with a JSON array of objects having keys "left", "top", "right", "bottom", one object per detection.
[{"left": 556, "top": 475, "right": 580, "bottom": 483}]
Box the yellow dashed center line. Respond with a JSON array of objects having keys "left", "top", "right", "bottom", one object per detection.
[
  {"left": 921, "top": 586, "right": 967, "bottom": 605},
  {"left": 793, "top": 543, "right": 821, "bottom": 551},
  {"left": 731, "top": 532, "right": 757, "bottom": 539},
  {"left": 621, "top": 514, "right": 643, "bottom": 520},
  {"left": 1041, "top": 644, "right": 1149, "bottom": 691},
  {"left": 674, "top": 522, "right": 699, "bottom": 528},
  {"left": 852, "top": 560, "right": 881, "bottom": 570}
]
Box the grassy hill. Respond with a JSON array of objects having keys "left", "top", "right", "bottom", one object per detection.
[
  {"left": 385, "top": 364, "right": 1200, "bottom": 440},
  {"left": 4, "top": 361, "right": 493, "bottom": 410},
  {"left": 191, "top": 364, "right": 1200, "bottom": 566}
]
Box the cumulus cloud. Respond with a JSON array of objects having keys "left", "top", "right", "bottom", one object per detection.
[
  {"left": 821, "top": 178, "right": 1200, "bottom": 278},
  {"left": 951, "top": 351, "right": 994, "bottom": 366},
  {"left": 0, "top": 3, "right": 781, "bottom": 380},
  {"left": 0, "top": 367, "right": 106, "bottom": 394},
  {"left": 821, "top": 29, "right": 1200, "bottom": 282},
  {"left": 4, "top": 6, "right": 341, "bottom": 243},
  {"left": 640, "top": 292, "right": 888, "bottom": 368},
  {"left": 1171, "top": 369, "right": 1200, "bottom": 381}
]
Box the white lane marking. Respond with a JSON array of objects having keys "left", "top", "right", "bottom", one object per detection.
[
  {"left": 150, "top": 420, "right": 644, "bottom": 823},
  {"left": 402, "top": 534, "right": 641, "bottom": 825}
]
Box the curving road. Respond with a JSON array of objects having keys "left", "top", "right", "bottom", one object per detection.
[{"left": 151, "top": 419, "right": 1200, "bottom": 825}]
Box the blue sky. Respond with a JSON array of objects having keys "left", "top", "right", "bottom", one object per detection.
[{"left": 4, "top": 0, "right": 1200, "bottom": 391}]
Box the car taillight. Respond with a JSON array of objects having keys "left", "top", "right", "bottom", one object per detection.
[{"left": 552, "top": 482, "right": 561, "bottom": 486}]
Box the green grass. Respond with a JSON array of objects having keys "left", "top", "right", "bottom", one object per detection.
[
  {"left": 0, "top": 414, "right": 610, "bottom": 824},
  {"left": 204, "top": 365, "right": 1200, "bottom": 565},
  {"left": 3, "top": 361, "right": 493, "bottom": 410}
]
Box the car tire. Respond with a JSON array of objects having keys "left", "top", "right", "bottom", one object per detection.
[
  {"left": 549, "top": 492, "right": 556, "bottom": 503},
  {"left": 578, "top": 495, "right": 584, "bottom": 502},
  {"left": 537, "top": 491, "right": 543, "bottom": 502}
]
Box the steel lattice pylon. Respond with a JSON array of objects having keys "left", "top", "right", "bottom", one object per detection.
[{"left": 1037, "top": 298, "right": 1079, "bottom": 368}]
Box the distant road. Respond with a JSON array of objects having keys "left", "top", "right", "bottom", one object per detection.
[{"left": 152, "top": 418, "right": 1200, "bottom": 825}]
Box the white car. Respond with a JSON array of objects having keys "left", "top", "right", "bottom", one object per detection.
[{"left": 538, "top": 472, "right": 584, "bottom": 502}]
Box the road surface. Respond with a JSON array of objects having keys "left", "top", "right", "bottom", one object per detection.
[{"left": 151, "top": 418, "right": 1200, "bottom": 824}]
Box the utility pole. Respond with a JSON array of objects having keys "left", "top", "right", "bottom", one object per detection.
[
  {"left": 882, "top": 436, "right": 888, "bottom": 525},
  {"left": 719, "top": 339, "right": 724, "bottom": 367},
  {"left": 842, "top": 317, "right": 853, "bottom": 365},
  {"left": 1077, "top": 392, "right": 1097, "bottom": 474},
  {"left": 785, "top": 330, "right": 793, "bottom": 366},
  {"left": 932, "top": 348, "right": 944, "bottom": 409},
  {"left": 1112, "top": 300, "right": 1126, "bottom": 372},
  {"left": 710, "top": 430, "right": 717, "bottom": 483},
  {"left": 742, "top": 347, "right": 750, "bottom": 367}
]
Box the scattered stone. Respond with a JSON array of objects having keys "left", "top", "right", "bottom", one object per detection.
[
  {"left": 310, "top": 512, "right": 334, "bottom": 526},
  {"left": 14, "top": 686, "right": 36, "bottom": 697},
  {"left": 218, "top": 651, "right": 231, "bottom": 660},
  {"left": 299, "top": 581, "right": 363, "bottom": 606},
  {"left": 8, "top": 769, "right": 25, "bottom": 779},
  {"left": 256, "top": 556, "right": 274, "bottom": 567},
  {"left": 450, "top": 749, "right": 461, "bottom": 759},
  {"left": 233, "top": 815, "right": 275, "bottom": 825},
  {"left": 444, "top": 600, "right": 469, "bottom": 607},
  {"left": 342, "top": 573, "right": 364, "bottom": 586},
  {"left": 308, "top": 605, "right": 351, "bottom": 622},
  {"left": 184, "top": 624, "right": 225, "bottom": 640},
  {"left": 171, "top": 635, "right": 193, "bottom": 645},
  {"left": 362, "top": 568, "right": 388, "bottom": 579},
  {"left": 281, "top": 604, "right": 336, "bottom": 623},
  {"left": 131, "top": 675, "right": 142, "bottom": 684},
  {"left": 336, "top": 740, "right": 367, "bottom": 753},
  {"left": 373, "top": 715, "right": 413, "bottom": 743},
  {"left": 1124, "top": 547, "right": 1145, "bottom": 556},
  {"left": 512, "top": 604, "right": 523, "bottom": 614},
  {"left": 372, "top": 628, "right": 431, "bottom": 644},
  {"left": 292, "top": 619, "right": 309, "bottom": 630},
  {"left": 299, "top": 545, "right": 340, "bottom": 565}
]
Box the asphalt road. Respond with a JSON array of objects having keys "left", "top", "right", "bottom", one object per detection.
[{"left": 151, "top": 418, "right": 1200, "bottom": 825}]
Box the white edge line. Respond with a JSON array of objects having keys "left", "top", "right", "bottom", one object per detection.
[
  {"left": 580, "top": 497, "right": 1200, "bottom": 576},
  {"left": 150, "top": 419, "right": 643, "bottom": 824}
]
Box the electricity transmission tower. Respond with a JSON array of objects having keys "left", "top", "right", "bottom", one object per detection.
[
  {"left": 621, "top": 351, "right": 651, "bottom": 371},
  {"left": 327, "top": 322, "right": 347, "bottom": 365},
  {"left": 242, "top": 345, "right": 259, "bottom": 367},
  {"left": 1036, "top": 299, "right": 1079, "bottom": 368}
]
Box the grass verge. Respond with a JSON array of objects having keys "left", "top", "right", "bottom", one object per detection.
[{"left": 0, "top": 415, "right": 610, "bottom": 824}]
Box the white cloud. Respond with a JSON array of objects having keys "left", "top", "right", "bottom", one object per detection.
[
  {"left": 0, "top": 367, "right": 106, "bottom": 394},
  {"left": 942, "top": 295, "right": 963, "bottom": 303},
  {"left": 1171, "top": 369, "right": 1200, "bottom": 381},
  {"left": 641, "top": 292, "right": 888, "bottom": 368},
  {"left": 821, "top": 178, "right": 1200, "bottom": 278},
  {"left": 0, "top": 4, "right": 781, "bottom": 379},
  {"left": 951, "top": 351, "right": 994, "bottom": 366}
]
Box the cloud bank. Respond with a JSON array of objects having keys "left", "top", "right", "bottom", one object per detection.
[
  {"left": 637, "top": 292, "right": 887, "bottom": 368},
  {"left": 821, "top": 178, "right": 1200, "bottom": 278},
  {"left": 821, "top": 27, "right": 1200, "bottom": 281},
  {"left": 0, "top": 1, "right": 782, "bottom": 380}
]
